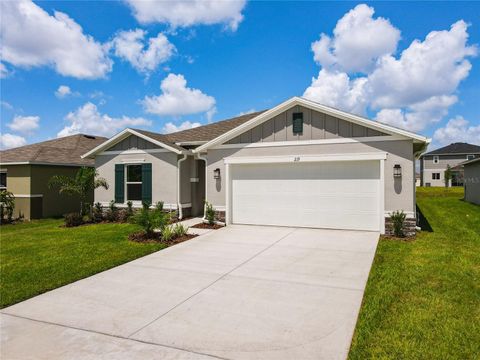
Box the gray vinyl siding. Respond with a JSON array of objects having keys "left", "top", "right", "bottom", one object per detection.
[
  {"left": 464, "top": 161, "right": 480, "bottom": 205},
  {"left": 106, "top": 135, "right": 161, "bottom": 151},
  {"left": 226, "top": 105, "right": 388, "bottom": 144},
  {"left": 206, "top": 139, "right": 415, "bottom": 214}
]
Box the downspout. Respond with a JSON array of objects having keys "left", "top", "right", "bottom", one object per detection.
[
  {"left": 177, "top": 153, "right": 188, "bottom": 220},
  {"left": 195, "top": 152, "right": 208, "bottom": 220}
]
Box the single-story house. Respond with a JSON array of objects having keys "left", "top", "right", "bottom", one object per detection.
[
  {"left": 83, "top": 97, "right": 430, "bottom": 234},
  {"left": 463, "top": 157, "right": 480, "bottom": 205},
  {"left": 0, "top": 134, "right": 106, "bottom": 219}
]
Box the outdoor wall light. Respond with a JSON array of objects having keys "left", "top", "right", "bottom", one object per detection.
[
  {"left": 393, "top": 164, "right": 402, "bottom": 178},
  {"left": 213, "top": 168, "right": 221, "bottom": 179}
]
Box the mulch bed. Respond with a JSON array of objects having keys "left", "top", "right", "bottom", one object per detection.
[
  {"left": 191, "top": 222, "right": 224, "bottom": 230},
  {"left": 128, "top": 231, "right": 198, "bottom": 245}
]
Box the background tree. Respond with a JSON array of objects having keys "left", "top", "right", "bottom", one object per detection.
[
  {"left": 49, "top": 167, "right": 108, "bottom": 215},
  {"left": 0, "top": 190, "right": 15, "bottom": 222}
]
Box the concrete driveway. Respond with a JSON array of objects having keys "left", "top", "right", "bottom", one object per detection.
[{"left": 1, "top": 225, "right": 378, "bottom": 360}]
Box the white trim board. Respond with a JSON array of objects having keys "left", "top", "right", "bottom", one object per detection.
[
  {"left": 12, "top": 194, "right": 43, "bottom": 198},
  {"left": 100, "top": 148, "right": 170, "bottom": 155},
  {"left": 214, "top": 135, "right": 404, "bottom": 150},
  {"left": 224, "top": 152, "right": 387, "bottom": 165},
  {"left": 82, "top": 128, "right": 183, "bottom": 158},
  {"left": 194, "top": 96, "right": 429, "bottom": 153}
]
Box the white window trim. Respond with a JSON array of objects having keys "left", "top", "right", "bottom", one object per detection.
[
  {"left": 467, "top": 155, "right": 475, "bottom": 160},
  {"left": 125, "top": 164, "right": 143, "bottom": 202},
  {"left": 433, "top": 156, "right": 440, "bottom": 164}
]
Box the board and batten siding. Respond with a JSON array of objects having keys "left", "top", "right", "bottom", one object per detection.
[
  {"left": 226, "top": 105, "right": 387, "bottom": 144},
  {"left": 206, "top": 139, "right": 416, "bottom": 215},
  {"left": 106, "top": 135, "right": 162, "bottom": 151}
]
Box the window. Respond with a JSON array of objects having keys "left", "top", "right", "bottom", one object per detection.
[
  {"left": 432, "top": 173, "right": 440, "bottom": 180},
  {"left": 292, "top": 112, "right": 303, "bottom": 134},
  {"left": 433, "top": 156, "right": 439, "bottom": 164},
  {"left": 0, "top": 171, "right": 6, "bottom": 190},
  {"left": 126, "top": 165, "right": 142, "bottom": 201},
  {"left": 467, "top": 155, "right": 475, "bottom": 160}
]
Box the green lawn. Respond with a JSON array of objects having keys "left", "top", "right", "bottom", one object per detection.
[
  {"left": 349, "top": 187, "right": 480, "bottom": 359},
  {"left": 0, "top": 219, "right": 166, "bottom": 308}
]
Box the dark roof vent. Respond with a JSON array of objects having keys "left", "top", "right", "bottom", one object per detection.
[{"left": 83, "top": 135, "right": 96, "bottom": 139}]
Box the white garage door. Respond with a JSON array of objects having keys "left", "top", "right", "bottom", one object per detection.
[{"left": 230, "top": 160, "right": 381, "bottom": 231}]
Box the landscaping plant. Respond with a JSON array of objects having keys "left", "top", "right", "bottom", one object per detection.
[
  {"left": 107, "top": 200, "right": 118, "bottom": 222},
  {"left": 0, "top": 190, "right": 15, "bottom": 223},
  {"left": 173, "top": 223, "right": 188, "bottom": 237},
  {"left": 93, "top": 202, "right": 103, "bottom": 223},
  {"left": 49, "top": 167, "right": 108, "bottom": 215},
  {"left": 389, "top": 210, "right": 407, "bottom": 237},
  {"left": 161, "top": 225, "right": 175, "bottom": 242},
  {"left": 155, "top": 201, "right": 164, "bottom": 211},
  {"left": 126, "top": 201, "right": 134, "bottom": 218},
  {"left": 205, "top": 201, "right": 215, "bottom": 225},
  {"left": 130, "top": 201, "right": 170, "bottom": 238},
  {"left": 64, "top": 212, "right": 83, "bottom": 227}
]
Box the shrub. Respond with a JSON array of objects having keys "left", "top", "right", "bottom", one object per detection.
[
  {"left": 107, "top": 200, "right": 118, "bottom": 222},
  {"left": 117, "top": 209, "right": 130, "bottom": 223},
  {"left": 130, "top": 201, "right": 170, "bottom": 237},
  {"left": 126, "top": 201, "right": 134, "bottom": 218},
  {"left": 0, "top": 190, "right": 15, "bottom": 223},
  {"left": 64, "top": 212, "right": 83, "bottom": 227},
  {"left": 93, "top": 202, "right": 103, "bottom": 223},
  {"left": 162, "top": 225, "right": 175, "bottom": 242},
  {"left": 173, "top": 223, "right": 188, "bottom": 237},
  {"left": 155, "top": 201, "right": 164, "bottom": 212},
  {"left": 390, "top": 210, "right": 407, "bottom": 237},
  {"left": 205, "top": 201, "right": 215, "bottom": 225}
]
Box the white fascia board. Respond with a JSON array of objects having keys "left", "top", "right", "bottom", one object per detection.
[
  {"left": 82, "top": 128, "right": 183, "bottom": 159},
  {"left": 224, "top": 152, "right": 387, "bottom": 165},
  {"left": 214, "top": 135, "right": 404, "bottom": 150},
  {"left": 175, "top": 141, "right": 207, "bottom": 146},
  {"left": 194, "top": 97, "right": 428, "bottom": 153}
]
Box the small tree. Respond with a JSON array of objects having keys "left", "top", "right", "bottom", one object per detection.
[
  {"left": 205, "top": 201, "right": 215, "bottom": 225},
  {"left": 49, "top": 167, "right": 108, "bottom": 215},
  {"left": 444, "top": 165, "right": 452, "bottom": 188},
  {"left": 0, "top": 190, "right": 15, "bottom": 223},
  {"left": 390, "top": 210, "right": 407, "bottom": 238},
  {"left": 130, "top": 201, "right": 170, "bottom": 238}
]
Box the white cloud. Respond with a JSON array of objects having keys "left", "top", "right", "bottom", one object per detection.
[
  {"left": 7, "top": 115, "right": 40, "bottom": 135},
  {"left": 433, "top": 116, "right": 480, "bottom": 146},
  {"left": 141, "top": 73, "right": 216, "bottom": 117},
  {"left": 55, "top": 85, "right": 78, "bottom": 99},
  {"left": 312, "top": 4, "right": 400, "bottom": 73},
  {"left": 304, "top": 5, "right": 477, "bottom": 133},
  {"left": 0, "top": 63, "right": 8, "bottom": 78},
  {"left": 112, "top": 29, "right": 175, "bottom": 73},
  {"left": 1, "top": 101, "right": 13, "bottom": 110},
  {"left": 58, "top": 102, "right": 151, "bottom": 138},
  {"left": 303, "top": 69, "right": 368, "bottom": 115},
  {"left": 237, "top": 108, "right": 256, "bottom": 116},
  {"left": 125, "top": 0, "right": 246, "bottom": 31},
  {"left": 0, "top": 0, "right": 112, "bottom": 79},
  {"left": 162, "top": 120, "right": 201, "bottom": 134},
  {"left": 0, "top": 133, "right": 27, "bottom": 149}
]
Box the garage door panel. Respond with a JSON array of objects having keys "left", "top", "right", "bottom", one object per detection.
[{"left": 231, "top": 161, "right": 381, "bottom": 231}]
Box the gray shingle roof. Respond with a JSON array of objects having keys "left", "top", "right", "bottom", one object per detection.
[
  {"left": 423, "top": 142, "right": 480, "bottom": 156},
  {"left": 0, "top": 134, "right": 107, "bottom": 166}
]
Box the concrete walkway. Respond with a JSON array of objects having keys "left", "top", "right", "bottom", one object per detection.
[{"left": 1, "top": 225, "right": 379, "bottom": 360}]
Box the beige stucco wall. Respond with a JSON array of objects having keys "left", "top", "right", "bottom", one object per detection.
[
  {"left": 227, "top": 105, "right": 386, "bottom": 144},
  {"left": 205, "top": 139, "right": 415, "bottom": 214},
  {"left": 94, "top": 152, "right": 179, "bottom": 207},
  {"left": 464, "top": 161, "right": 480, "bottom": 205}
]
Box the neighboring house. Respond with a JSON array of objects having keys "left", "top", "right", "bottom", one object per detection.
[
  {"left": 0, "top": 134, "right": 106, "bottom": 219},
  {"left": 420, "top": 143, "right": 480, "bottom": 187},
  {"left": 83, "top": 97, "right": 429, "bottom": 234},
  {"left": 463, "top": 157, "right": 480, "bottom": 205}
]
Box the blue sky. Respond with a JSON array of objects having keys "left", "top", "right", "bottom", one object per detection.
[{"left": 1, "top": 1, "right": 479, "bottom": 149}]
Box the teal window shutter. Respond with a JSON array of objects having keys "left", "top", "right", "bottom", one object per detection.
[
  {"left": 114, "top": 164, "right": 125, "bottom": 203},
  {"left": 142, "top": 163, "right": 152, "bottom": 205}
]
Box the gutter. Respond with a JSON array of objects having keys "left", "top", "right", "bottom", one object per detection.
[{"left": 177, "top": 153, "right": 188, "bottom": 220}]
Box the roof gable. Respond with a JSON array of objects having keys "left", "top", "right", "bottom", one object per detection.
[
  {"left": 193, "top": 97, "right": 429, "bottom": 153},
  {"left": 423, "top": 142, "right": 480, "bottom": 156}
]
